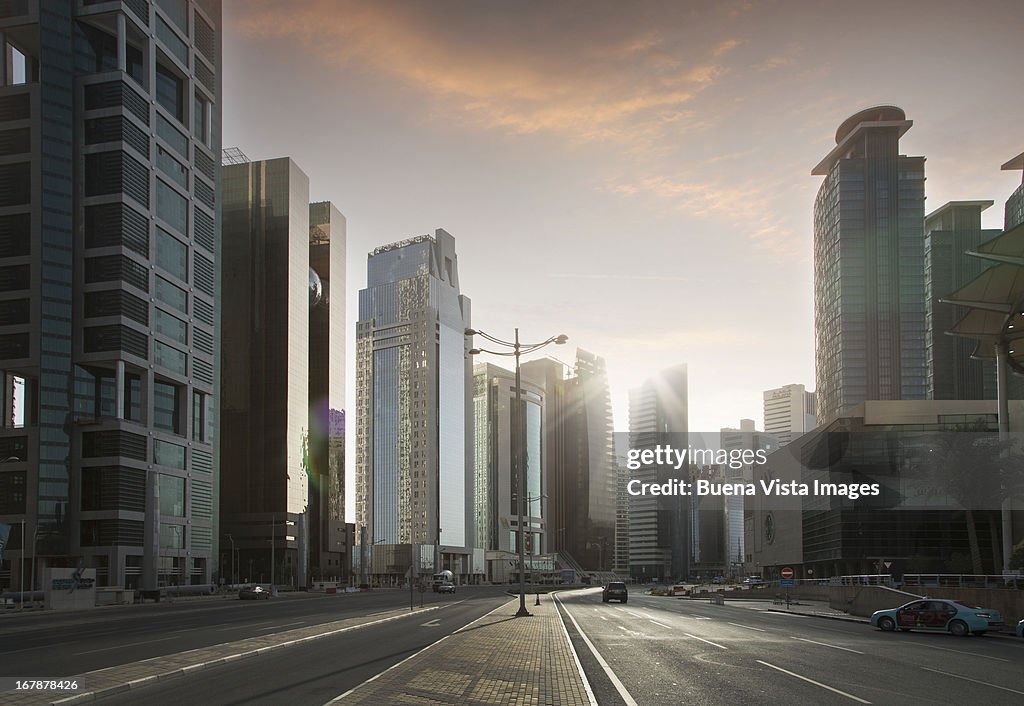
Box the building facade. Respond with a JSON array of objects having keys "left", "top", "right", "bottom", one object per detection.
[
  {"left": 221, "top": 156, "right": 334, "bottom": 588},
  {"left": 762, "top": 384, "right": 816, "bottom": 446},
  {"left": 924, "top": 201, "right": 1001, "bottom": 401},
  {"left": 718, "top": 419, "right": 778, "bottom": 576},
  {"left": 627, "top": 364, "right": 688, "bottom": 582},
  {"left": 1003, "top": 150, "right": 1024, "bottom": 230},
  {"left": 355, "top": 230, "right": 475, "bottom": 582},
  {"left": 813, "top": 106, "right": 927, "bottom": 426},
  {"left": 0, "top": 0, "right": 221, "bottom": 591}
]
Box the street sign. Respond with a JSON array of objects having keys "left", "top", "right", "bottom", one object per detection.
[
  {"left": 781, "top": 567, "right": 794, "bottom": 580},
  {"left": 883, "top": 561, "right": 892, "bottom": 570},
  {"left": 780, "top": 579, "right": 795, "bottom": 587}
]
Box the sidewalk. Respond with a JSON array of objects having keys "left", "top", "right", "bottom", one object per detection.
[{"left": 334, "top": 596, "right": 594, "bottom": 705}]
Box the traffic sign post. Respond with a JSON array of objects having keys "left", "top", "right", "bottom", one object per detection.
[{"left": 780, "top": 566, "right": 795, "bottom": 590}]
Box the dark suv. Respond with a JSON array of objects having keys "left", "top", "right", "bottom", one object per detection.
[{"left": 602, "top": 581, "right": 628, "bottom": 604}]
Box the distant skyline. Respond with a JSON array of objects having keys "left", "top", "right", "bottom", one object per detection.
[{"left": 221, "top": 1, "right": 1024, "bottom": 516}]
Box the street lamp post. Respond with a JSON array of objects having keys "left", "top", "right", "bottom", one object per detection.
[
  {"left": 225, "top": 533, "right": 236, "bottom": 586},
  {"left": 466, "top": 327, "right": 567, "bottom": 617}
]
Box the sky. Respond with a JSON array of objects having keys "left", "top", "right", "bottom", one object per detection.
[{"left": 221, "top": 0, "right": 1024, "bottom": 512}]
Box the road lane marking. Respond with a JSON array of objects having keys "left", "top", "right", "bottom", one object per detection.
[
  {"left": 555, "top": 601, "right": 599, "bottom": 706},
  {"left": 791, "top": 636, "right": 864, "bottom": 654},
  {"left": 757, "top": 660, "right": 871, "bottom": 703},
  {"left": 920, "top": 666, "right": 1024, "bottom": 696},
  {"left": 325, "top": 598, "right": 514, "bottom": 704},
  {"left": 420, "top": 619, "right": 441, "bottom": 627},
  {"left": 684, "top": 633, "right": 727, "bottom": 650},
  {"left": 73, "top": 636, "right": 178, "bottom": 655},
  {"left": 910, "top": 642, "right": 1010, "bottom": 662},
  {"left": 728, "top": 622, "right": 766, "bottom": 631},
  {"left": 649, "top": 620, "right": 672, "bottom": 629},
  {"left": 599, "top": 615, "right": 608, "bottom": 621},
  {"left": 554, "top": 595, "right": 639, "bottom": 706},
  {"left": 215, "top": 620, "right": 275, "bottom": 631},
  {"left": 623, "top": 609, "right": 645, "bottom": 619}
]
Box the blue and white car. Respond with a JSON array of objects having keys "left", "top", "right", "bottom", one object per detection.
[{"left": 871, "top": 599, "right": 1004, "bottom": 636}]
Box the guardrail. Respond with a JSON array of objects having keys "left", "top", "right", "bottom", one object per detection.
[{"left": 903, "top": 574, "right": 1022, "bottom": 590}]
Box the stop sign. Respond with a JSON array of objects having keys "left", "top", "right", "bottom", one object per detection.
[{"left": 781, "top": 567, "right": 794, "bottom": 580}]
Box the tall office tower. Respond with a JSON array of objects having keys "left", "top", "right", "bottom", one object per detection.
[
  {"left": 221, "top": 156, "right": 314, "bottom": 588},
  {"left": 762, "top": 384, "right": 816, "bottom": 446},
  {"left": 0, "top": 1, "right": 221, "bottom": 592},
  {"left": 613, "top": 460, "right": 630, "bottom": 575},
  {"left": 1004, "top": 151, "right": 1024, "bottom": 230},
  {"left": 719, "top": 420, "right": 778, "bottom": 575},
  {"left": 812, "top": 106, "right": 927, "bottom": 426},
  {"left": 924, "top": 201, "right": 1000, "bottom": 400},
  {"left": 522, "top": 350, "right": 616, "bottom": 573},
  {"left": 308, "top": 202, "right": 347, "bottom": 582},
  {"left": 628, "top": 364, "right": 688, "bottom": 582},
  {"left": 471, "top": 362, "right": 546, "bottom": 581},
  {"left": 355, "top": 230, "right": 473, "bottom": 576}
]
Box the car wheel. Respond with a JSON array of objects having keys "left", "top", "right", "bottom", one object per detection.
[
  {"left": 949, "top": 620, "right": 969, "bottom": 637},
  {"left": 878, "top": 616, "right": 895, "bottom": 632}
]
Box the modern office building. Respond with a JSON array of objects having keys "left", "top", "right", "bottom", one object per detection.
[
  {"left": 627, "top": 364, "right": 688, "bottom": 582},
  {"left": 1003, "top": 150, "right": 1024, "bottom": 230},
  {"left": 355, "top": 230, "right": 477, "bottom": 583},
  {"left": 521, "top": 350, "right": 616, "bottom": 574},
  {"left": 924, "top": 201, "right": 1001, "bottom": 401},
  {"left": 0, "top": 0, "right": 221, "bottom": 592},
  {"left": 613, "top": 458, "right": 629, "bottom": 576},
  {"left": 472, "top": 362, "right": 547, "bottom": 582},
  {"left": 812, "top": 106, "right": 927, "bottom": 426},
  {"left": 308, "top": 202, "right": 347, "bottom": 583},
  {"left": 221, "top": 155, "right": 335, "bottom": 588},
  {"left": 718, "top": 419, "right": 779, "bottom": 576},
  {"left": 763, "top": 384, "right": 816, "bottom": 446}
]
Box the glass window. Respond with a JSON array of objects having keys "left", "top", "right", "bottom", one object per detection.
[
  {"left": 124, "top": 373, "right": 142, "bottom": 422},
  {"left": 159, "top": 474, "right": 185, "bottom": 516},
  {"left": 153, "top": 380, "right": 183, "bottom": 434},
  {"left": 154, "top": 340, "right": 187, "bottom": 376},
  {"left": 155, "top": 180, "right": 188, "bottom": 235},
  {"left": 192, "top": 391, "right": 205, "bottom": 442},
  {"left": 155, "top": 276, "right": 188, "bottom": 314},
  {"left": 159, "top": 522, "right": 184, "bottom": 549},
  {"left": 154, "top": 308, "right": 187, "bottom": 345},
  {"left": 156, "top": 114, "right": 189, "bottom": 157},
  {"left": 193, "top": 93, "right": 210, "bottom": 146},
  {"left": 155, "top": 62, "right": 184, "bottom": 122},
  {"left": 156, "top": 146, "right": 188, "bottom": 188},
  {"left": 156, "top": 16, "right": 188, "bottom": 65},
  {"left": 154, "top": 439, "right": 186, "bottom": 469},
  {"left": 155, "top": 226, "right": 188, "bottom": 280}
]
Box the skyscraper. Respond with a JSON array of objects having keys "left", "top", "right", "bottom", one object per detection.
[
  {"left": 355, "top": 230, "right": 474, "bottom": 580},
  {"left": 221, "top": 155, "right": 334, "bottom": 588},
  {"left": 628, "top": 364, "right": 688, "bottom": 581},
  {"left": 522, "top": 350, "right": 616, "bottom": 573},
  {"left": 472, "top": 362, "right": 546, "bottom": 582},
  {"left": 812, "top": 106, "right": 927, "bottom": 425},
  {"left": 308, "top": 202, "right": 347, "bottom": 582},
  {"left": 1003, "top": 151, "right": 1024, "bottom": 230},
  {"left": 762, "top": 384, "right": 816, "bottom": 446},
  {"left": 0, "top": 1, "right": 221, "bottom": 591},
  {"left": 924, "top": 201, "right": 1000, "bottom": 401}
]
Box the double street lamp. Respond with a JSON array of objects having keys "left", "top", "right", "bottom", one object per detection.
[{"left": 465, "top": 327, "right": 567, "bottom": 617}]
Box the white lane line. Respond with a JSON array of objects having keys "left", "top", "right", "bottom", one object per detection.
[
  {"left": 623, "top": 609, "right": 645, "bottom": 619},
  {"left": 757, "top": 660, "right": 871, "bottom": 703},
  {"left": 599, "top": 615, "right": 609, "bottom": 621},
  {"left": 912, "top": 643, "right": 1009, "bottom": 663},
  {"left": 73, "top": 636, "right": 177, "bottom": 656},
  {"left": 555, "top": 601, "right": 599, "bottom": 706},
  {"left": 920, "top": 666, "right": 1024, "bottom": 696},
  {"left": 420, "top": 619, "right": 441, "bottom": 627},
  {"left": 649, "top": 620, "right": 672, "bottom": 629},
  {"left": 216, "top": 620, "right": 275, "bottom": 632},
  {"left": 324, "top": 599, "right": 513, "bottom": 705},
  {"left": 728, "top": 622, "right": 766, "bottom": 632},
  {"left": 791, "top": 636, "right": 864, "bottom": 655},
  {"left": 684, "top": 633, "right": 727, "bottom": 650},
  {"left": 554, "top": 595, "right": 639, "bottom": 706}
]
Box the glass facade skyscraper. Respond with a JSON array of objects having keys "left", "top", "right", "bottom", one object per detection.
[
  {"left": 0, "top": 0, "right": 221, "bottom": 591},
  {"left": 813, "top": 106, "right": 927, "bottom": 426},
  {"left": 355, "top": 230, "right": 472, "bottom": 555}
]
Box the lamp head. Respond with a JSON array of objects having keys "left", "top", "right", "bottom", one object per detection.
[
  {"left": 555, "top": 334, "right": 568, "bottom": 345},
  {"left": 469, "top": 348, "right": 482, "bottom": 355}
]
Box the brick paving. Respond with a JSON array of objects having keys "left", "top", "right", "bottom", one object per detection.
[
  {"left": 0, "top": 605, "right": 439, "bottom": 706},
  {"left": 335, "top": 597, "right": 594, "bottom": 705}
]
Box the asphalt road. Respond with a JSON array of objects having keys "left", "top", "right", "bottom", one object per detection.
[
  {"left": 556, "top": 588, "right": 1024, "bottom": 705},
  {"left": 90, "top": 589, "right": 512, "bottom": 706},
  {"left": 0, "top": 585, "right": 508, "bottom": 678}
]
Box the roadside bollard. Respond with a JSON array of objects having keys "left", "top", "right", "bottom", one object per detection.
[{"left": 535, "top": 591, "right": 541, "bottom": 606}]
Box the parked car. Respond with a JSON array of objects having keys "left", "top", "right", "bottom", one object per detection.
[
  {"left": 871, "top": 599, "right": 1004, "bottom": 636},
  {"left": 238, "top": 585, "right": 270, "bottom": 600},
  {"left": 742, "top": 576, "right": 765, "bottom": 586},
  {"left": 438, "top": 582, "right": 456, "bottom": 594},
  {"left": 1016, "top": 619, "right": 1023, "bottom": 639},
  {"left": 602, "top": 581, "right": 628, "bottom": 604},
  {"left": 712, "top": 576, "right": 726, "bottom": 584}
]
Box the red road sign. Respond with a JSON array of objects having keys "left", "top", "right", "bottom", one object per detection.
[{"left": 781, "top": 567, "right": 794, "bottom": 580}]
